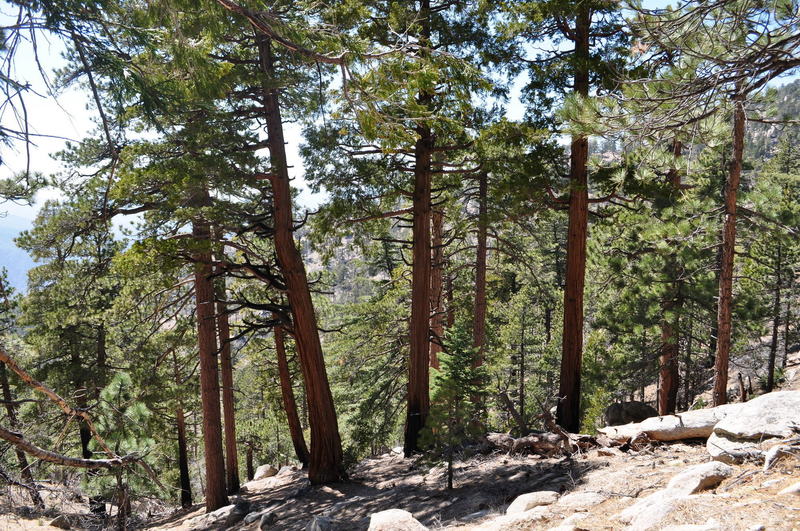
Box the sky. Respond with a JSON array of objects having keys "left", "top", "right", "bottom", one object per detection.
[
  {"left": 0, "top": 11, "right": 317, "bottom": 291},
  {"left": 1, "top": 2, "right": 798, "bottom": 291}
]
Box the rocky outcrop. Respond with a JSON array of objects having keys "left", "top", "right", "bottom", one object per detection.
[
  {"left": 506, "top": 490, "right": 559, "bottom": 514},
  {"left": 603, "top": 401, "right": 658, "bottom": 426},
  {"left": 616, "top": 462, "right": 733, "bottom": 530},
  {"left": 367, "top": 509, "right": 427, "bottom": 531},
  {"left": 254, "top": 464, "right": 278, "bottom": 481},
  {"left": 707, "top": 391, "right": 800, "bottom": 464}
]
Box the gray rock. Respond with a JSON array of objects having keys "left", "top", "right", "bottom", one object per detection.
[
  {"left": 259, "top": 511, "right": 278, "bottom": 529},
  {"left": 603, "top": 401, "right": 658, "bottom": 426},
  {"left": 713, "top": 391, "right": 800, "bottom": 440},
  {"left": 665, "top": 461, "right": 733, "bottom": 495},
  {"left": 616, "top": 462, "right": 732, "bottom": 530},
  {"left": 555, "top": 491, "right": 608, "bottom": 510},
  {"left": 706, "top": 432, "right": 764, "bottom": 464},
  {"left": 506, "top": 490, "right": 559, "bottom": 514},
  {"left": 475, "top": 506, "right": 551, "bottom": 530},
  {"left": 254, "top": 464, "right": 279, "bottom": 480},
  {"left": 367, "top": 509, "right": 428, "bottom": 531},
  {"left": 49, "top": 515, "right": 72, "bottom": 530},
  {"left": 778, "top": 480, "right": 800, "bottom": 496},
  {"left": 306, "top": 515, "right": 334, "bottom": 531},
  {"left": 763, "top": 444, "right": 792, "bottom": 471},
  {"left": 707, "top": 391, "right": 800, "bottom": 463}
]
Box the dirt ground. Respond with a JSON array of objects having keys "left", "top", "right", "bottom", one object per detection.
[{"left": 3, "top": 350, "right": 799, "bottom": 531}]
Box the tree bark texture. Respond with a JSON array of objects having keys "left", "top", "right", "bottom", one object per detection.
[
  {"left": 192, "top": 215, "right": 228, "bottom": 512},
  {"left": 257, "top": 35, "right": 343, "bottom": 483},
  {"left": 713, "top": 93, "right": 746, "bottom": 407},
  {"left": 430, "top": 209, "right": 445, "bottom": 369},
  {"left": 557, "top": 5, "right": 590, "bottom": 433},
  {"left": 273, "top": 315, "right": 310, "bottom": 468},
  {"left": 176, "top": 406, "right": 193, "bottom": 508},
  {"left": 405, "top": 0, "right": 434, "bottom": 456},
  {"left": 214, "top": 272, "right": 239, "bottom": 494}
]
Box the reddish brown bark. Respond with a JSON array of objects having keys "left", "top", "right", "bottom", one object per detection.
[
  {"left": 404, "top": 0, "right": 434, "bottom": 457},
  {"left": 430, "top": 209, "right": 445, "bottom": 370},
  {"left": 257, "top": 35, "right": 343, "bottom": 483},
  {"left": 658, "top": 140, "right": 683, "bottom": 415},
  {"left": 556, "top": 5, "right": 590, "bottom": 433},
  {"left": 658, "top": 311, "right": 679, "bottom": 415},
  {"left": 214, "top": 272, "right": 239, "bottom": 494},
  {"left": 192, "top": 215, "right": 228, "bottom": 511},
  {"left": 273, "top": 314, "right": 310, "bottom": 468},
  {"left": 713, "top": 93, "right": 746, "bottom": 407},
  {"left": 473, "top": 172, "right": 488, "bottom": 364}
]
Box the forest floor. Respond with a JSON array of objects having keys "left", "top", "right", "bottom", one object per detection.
[{"left": 1, "top": 348, "right": 798, "bottom": 531}]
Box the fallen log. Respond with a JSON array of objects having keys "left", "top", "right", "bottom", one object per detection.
[
  {"left": 0, "top": 425, "right": 139, "bottom": 469},
  {"left": 597, "top": 403, "right": 742, "bottom": 443}
]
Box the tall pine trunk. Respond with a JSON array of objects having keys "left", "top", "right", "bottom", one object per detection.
[
  {"left": 192, "top": 213, "right": 228, "bottom": 511},
  {"left": 557, "top": 5, "right": 590, "bottom": 433},
  {"left": 430, "top": 209, "right": 445, "bottom": 370},
  {"left": 713, "top": 93, "right": 746, "bottom": 406},
  {"left": 404, "top": 0, "right": 434, "bottom": 456},
  {"left": 473, "top": 172, "right": 488, "bottom": 363},
  {"left": 214, "top": 270, "right": 239, "bottom": 494},
  {"left": 257, "top": 35, "right": 343, "bottom": 483},
  {"left": 273, "top": 314, "right": 310, "bottom": 468}
]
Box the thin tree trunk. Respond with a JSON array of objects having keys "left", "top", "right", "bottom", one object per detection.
[
  {"left": 273, "top": 314, "right": 310, "bottom": 467},
  {"left": 430, "top": 209, "right": 445, "bottom": 370},
  {"left": 246, "top": 443, "right": 254, "bottom": 481},
  {"left": 214, "top": 269, "right": 239, "bottom": 494},
  {"left": 257, "top": 35, "right": 343, "bottom": 483},
  {"left": 0, "top": 364, "right": 43, "bottom": 507},
  {"left": 783, "top": 297, "right": 791, "bottom": 369},
  {"left": 659, "top": 141, "right": 683, "bottom": 415},
  {"left": 713, "top": 92, "right": 746, "bottom": 406},
  {"left": 473, "top": 172, "right": 488, "bottom": 364},
  {"left": 767, "top": 241, "right": 782, "bottom": 392},
  {"left": 192, "top": 213, "right": 228, "bottom": 511},
  {"left": 557, "top": 5, "right": 590, "bottom": 433},
  {"left": 176, "top": 406, "right": 193, "bottom": 508}
]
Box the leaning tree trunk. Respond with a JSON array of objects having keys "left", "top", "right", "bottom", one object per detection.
[
  {"left": 0, "top": 364, "right": 43, "bottom": 507},
  {"left": 214, "top": 266, "right": 239, "bottom": 494},
  {"left": 713, "top": 93, "right": 746, "bottom": 407},
  {"left": 557, "top": 5, "right": 590, "bottom": 433},
  {"left": 192, "top": 213, "right": 228, "bottom": 511},
  {"left": 767, "top": 241, "right": 782, "bottom": 392},
  {"left": 257, "top": 35, "right": 343, "bottom": 483},
  {"left": 273, "top": 314, "right": 310, "bottom": 468},
  {"left": 473, "top": 172, "right": 488, "bottom": 364},
  {"left": 430, "top": 209, "right": 445, "bottom": 370}
]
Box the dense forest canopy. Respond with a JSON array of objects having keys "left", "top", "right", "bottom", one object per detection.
[{"left": 0, "top": 0, "right": 798, "bottom": 523}]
